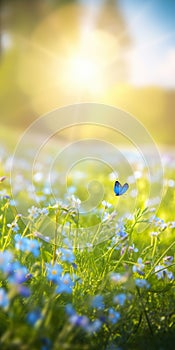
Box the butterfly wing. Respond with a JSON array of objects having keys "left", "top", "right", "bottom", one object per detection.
[
  {"left": 114, "top": 181, "right": 123, "bottom": 196},
  {"left": 120, "top": 183, "right": 129, "bottom": 195}
]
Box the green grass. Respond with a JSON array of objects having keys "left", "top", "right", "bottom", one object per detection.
[{"left": 0, "top": 136, "right": 175, "bottom": 350}]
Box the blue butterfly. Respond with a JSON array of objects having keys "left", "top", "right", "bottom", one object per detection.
[{"left": 114, "top": 181, "right": 129, "bottom": 196}]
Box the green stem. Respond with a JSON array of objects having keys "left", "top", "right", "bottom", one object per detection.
[
  {"left": 91, "top": 221, "right": 103, "bottom": 246},
  {"left": 129, "top": 221, "right": 137, "bottom": 243},
  {"left": 112, "top": 247, "right": 128, "bottom": 272},
  {"left": 74, "top": 208, "right": 79, "bottom": 248},
  {"left": 2, "top": 228, "right": 12, "bottom": 250},
  {"left": 52, "top": 208, "right": 60, "bottom": 264},
  {"left": 0, "top": 201, "right": 9, "bottom": 247},
  {"left": 2, "top": 214, "right": 21, "bottom": 250},
  {"left": 22, "top": 220, "right": 31, "bottom": 237},
  {"left": 136, "top": 287, "right": 153, "bottom": 335},
  {"left": 151, "top": 236, "right": 158, "bottom": 259},
  {"left": 146, "top": 239, "right": 175, "bottom": 279},
  {"left": 91, "top": 208, "right": 106, "bottom": 246}
]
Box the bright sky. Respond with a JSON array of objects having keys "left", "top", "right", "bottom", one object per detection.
[
  {"left": 12, "top": 0, "right": 175, "bottom": 108},
  {"left": 118, "top": 0, "right": 175, "bottom": 88}
]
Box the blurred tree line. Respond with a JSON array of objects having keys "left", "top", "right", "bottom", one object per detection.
[
  {"left": 104, "top": 85, "right": 175, "bottom": 145},
  {"left": 0, "top": 0, "right": 174, "bottom": 145}
]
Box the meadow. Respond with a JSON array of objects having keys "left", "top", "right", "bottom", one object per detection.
[{"left": 1, "top": 134, "right": 175, "bottom": 350}]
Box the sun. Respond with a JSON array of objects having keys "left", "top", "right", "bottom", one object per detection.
[
  {"left": 61, "top": 52, "right": 103, "bottom": 93},
  {"left": 68, "top": 55, "right": 98, "bottom": 86}
]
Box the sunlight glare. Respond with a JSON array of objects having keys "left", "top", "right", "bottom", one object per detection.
[{"left": 62, "top": 53, "right": 101, "bottom": 93}]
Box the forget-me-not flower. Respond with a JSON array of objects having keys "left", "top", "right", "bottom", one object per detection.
[
  {"left": 91, "top": 295, "right": 104, "bottom": 310},
  {"left": 0, "top": 250, "right": 13, "bottom": 274},
  {"left": 46, "top": 262, "right": 63, "bottom": 284},
  {"left": 135, "top": 278, "right": 150, "bottom": 289},
  {"left": 56, "top": 273, "right": 74, "bottom": 294},
  {"left": 133, "top": 258, "right": 145, "bottom": 276},
  {"left": 113, "top": 293, "right": 127, "bottom": 306},
  {"left": 14, "top": 234, "right": 41, "bottom": 257},
  {"left": 108, "top": 308, "right": 120, "bottom": 324},
  {"left": 155, "top": 265, "right": 174, "bottom": 280},
  {"left": 57, "top": 248, "right": 75, "bottom": 264},
  {"left": 27, "top": 309, "right": 43, "bottom": 326}
]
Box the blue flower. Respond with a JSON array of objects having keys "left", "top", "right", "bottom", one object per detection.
[
  {"left": 91, "top": 295, "right": 104, "bottom": 310},
  {"left": 0, "top": 251, "right": 30, "bottom": 286},
  {"left": 26, "top": 238, "right": 41, "bottom": 257},
  {"left": 8, "top": 262, "right": 28, "bottom": 284},
  {"left": 1, "top": 193, "right": 10, "bottom": 200},
  {"left": 133, "top": 258, "right": 145, "bottom": 275},
  {"left": 113, "top": 293, "right": 127, "bottom": 306},
  {"left": 115, "top": 224, "right": 128, "bottom": 240},
  {"left": 135, "top": 278, "right": 150, "bottom": 289},
  {"left": 14, "top": 234, "right": 28, "bottom": 252},
  {"left": 150, "top": 216, "right": 167, "bottom": 230},
  {"left": 46, "top": 262, "right": 62, "bottom": 284},
  {"left": 155, "top": 265, "right": 174, "bottom": 280},
  {"left": 69, "top": 314, "right": 89, "bottom": 328},
  {"left": 163, "top": 256, "right": 174, "bottom": 265},
  {"left": 154, "top": 265, "right": 165, "bottom": 279},
  {"left": 68, "top": 309, "right": 102, "bottom": 333},
  {"left": 56, "top": 273, "right": 74, "bottom": 294},
  {"left": 63, "top": 237, "right": 72, "bottom": 248},
  {"left": 108, "top": 308, "right": 120, "bottom": 324},
  {"left": 128, "top": 244, "right": 138, "bottom": 253},
  {"left": 39, "top": 208, "right": 49, "bottom": 216},
  {"left": 9, "top": 199, "right": 16, "bottom": 206},
  {"left": 14, "top": 234, "right": 41, "bottom": 257},
  {"left": 57, "top": 248, "right": 75, "bottom": 264},
  {"left": 0, "top": 288, "right": 9, "bottom": 309},
  {"left": 0, "top": 250, "right": 13, "bottom": 274},
  {"left": 86, "top": 319, "right": 102, "bottom": 333},
  {"left": 27, "top": 309, "right": 43, "bottom": 326}
]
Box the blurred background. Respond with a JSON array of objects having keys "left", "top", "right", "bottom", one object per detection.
[{"left": 0, "top": 0, "right": 175, "bottom": 145}]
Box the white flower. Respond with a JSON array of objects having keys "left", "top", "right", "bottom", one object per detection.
[
  {"left": 28, "top": 206, "right": 40, "bottom": 219},
  {"left": 102, "top": 200, "right": 112, "bottom": 209},
  {"left": 69, "top": 195, "right": 81, "bottom": 209}
]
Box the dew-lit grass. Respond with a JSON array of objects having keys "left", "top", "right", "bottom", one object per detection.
[{"left": 1, "top": 140, "right": 175, "bottom": 350}]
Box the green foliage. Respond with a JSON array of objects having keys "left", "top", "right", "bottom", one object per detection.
[{"left": 0, "top": 144, "right": 175, "bottom": 349}]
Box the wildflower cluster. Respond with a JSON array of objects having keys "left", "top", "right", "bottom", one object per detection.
[
  {"left": 1, "top": 151, "right": 175, "bottom": 350},
  {"left": 0, "top": 250, "right": 31, "bottom": 308},
  {"left": 14, "top": 234, "right": 41, "bottom": 257}
]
